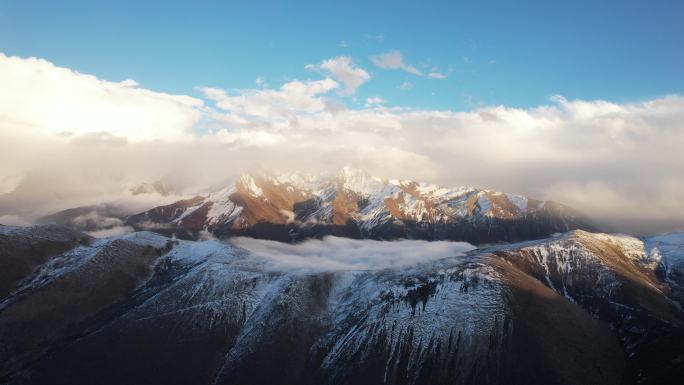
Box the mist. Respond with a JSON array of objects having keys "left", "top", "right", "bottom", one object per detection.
[{"left": 230, "top": 236, "right": 476, "bottom": 272}]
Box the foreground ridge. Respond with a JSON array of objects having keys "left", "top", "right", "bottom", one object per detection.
[{"left": 0, "top": 225, "right": 682, "bottom": 385}]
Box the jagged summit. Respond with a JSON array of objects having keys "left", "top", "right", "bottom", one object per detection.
[{"left": 125, "top": 168, "right": 594, "bottom": 243}]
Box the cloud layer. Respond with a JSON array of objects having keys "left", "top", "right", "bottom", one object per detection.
[
  {"left": 0, "top": 53, "right": 203, "bottom": 142},
  {"left": 1, "top": 53, "right": 683, "bottom": 234},
  {"left": 231, "top": 236, "right": 476, "bottom": 272}
]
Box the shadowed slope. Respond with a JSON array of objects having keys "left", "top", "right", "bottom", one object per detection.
[{"left": 0, "top": 226, "right": 681, "bottom": 385}]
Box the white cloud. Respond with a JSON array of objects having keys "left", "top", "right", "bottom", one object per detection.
[
  {"left": 86, "top": 226, "right": 135, "bottom": 238},
  {"left": 2, "top": 52, "right": 684, "bottom": 234},
  {"left": 306, "top": 56, "right": 370, "bottom": 94},
  {"left": 0, "top": 215, "right": 31, "bottom": 226},
  {"left": 428, "top": 72, "right": 447, "bottom": 79},
  {"left": 365, "top": 97, "right": 386, "bottom": 107},
  {"left": 371, "top": 50, "right": 422, "bottom": 76},
  {"left": 230, "top": 236, "right": 475, "bottom": 272},
  {"left": 200, "top": 77, "right": 338, "bottom": 127},
  {"left": 198, "top": 92, "right": 684, "bottom": 231},
  {"left": 70, "top": 131, "right": 128, "bottom": 147},
  {"left": 255, "top": 76, "right": 268, "bottom": 88},
  {"left": 0, "top": 53, "right": 204, "bottom": 142},
  {"left": 72, "top": 210, "right": 125, "bottom": 230},
  {"left": 362, "top": 34, "right": 385, "bottom": 43},
  {"left": 397, "top": 81, "right": 413, "bottom": 90}
]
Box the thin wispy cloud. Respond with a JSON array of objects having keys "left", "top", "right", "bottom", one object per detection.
[
  {"left": 372, "top": 51, "right": 448, "bottom": 80},
  {"left": 371, "top": 50, "right": 422, "bottom": 76},
  {"left": 428, "top": 72, "right": 447, "bottom": 79},
  {"left": 397, "top": 81, "right": 413, "bottom": 90},
  {"left": 362, "top": 33, "right": 385, "bottom": 43},
  {"left": 365, "top": 97, "right": 386, "bottom": 107},
  {"left": 255, "top": 76, "right": 268, "bottom": 88}
]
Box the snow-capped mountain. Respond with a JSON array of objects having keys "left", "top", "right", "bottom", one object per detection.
[
  {"left": 125, "top": 167, "right": 593, "bottom": 244},
  {"left": 0, "top": 224, "right": 682, "bottom": 385}
]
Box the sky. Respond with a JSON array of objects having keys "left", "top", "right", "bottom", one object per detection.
[
  {"left": 0, "top": 0, "right": 683, "bottom": 233},
  {"left": 2, "top": 0, "right": 682, "bottom": 110}
]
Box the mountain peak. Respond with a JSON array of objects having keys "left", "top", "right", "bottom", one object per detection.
[
  {"left": 124, "top": 168, "right": 594, "bottom": 244},
  {"left": 236, "top": 174, "right": 264, "bottom": 197},
  {"left": 336, "top": 166, "right": 385, "bottom": 195},
  {"left": 338, "top": 165, "right": 370, "bottom": 178}
]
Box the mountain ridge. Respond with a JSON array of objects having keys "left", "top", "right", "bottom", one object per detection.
[
  {"left": 0, "top": 224, "right": 682, "bottom": 384},
  {"left": 124, "top": 167, "right": 595, "bottom": 244}
]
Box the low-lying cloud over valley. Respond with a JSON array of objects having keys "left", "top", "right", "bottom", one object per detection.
[{"left": 230, "top": 236, "right": 476, "bottom": 272}]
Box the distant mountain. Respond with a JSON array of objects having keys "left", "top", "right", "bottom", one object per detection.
[
  {"left": 36, "top": 204, "right": 129, "bottom": 232},
  {"left": 31, "top": 180, "right": 183, "bottom": 236},
  {"left": 126, "top": 167, "right": 594, "bottom": 244},
  {"left": 0, "top": 224, "right": 682, "bottom": 384}
]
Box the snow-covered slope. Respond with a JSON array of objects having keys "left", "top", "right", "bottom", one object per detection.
[
  {"left": 0, "top": 225, "right": 682, "bottom": 385},
  {"left": 0, "top": 224, "right": 91, "bottom": 297},
  {"left": 125, "top": 167, "right": 593, "bottom": 244},
  {"left": 646, "top": 232, "right": 684, "bottom": 306},
  {"left": 0, "top": 227, "right": 172, "bottom": 379}
]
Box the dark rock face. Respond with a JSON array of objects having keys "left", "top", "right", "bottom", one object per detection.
[
  {"left": 0, "top": 224, "right": 91, "bottom": 298},
  {"left": 124, "top": 196, "right": 209, "bottom": 238},
  {"left": 0, "top": 225, "right": 682, "bottom": 385}
]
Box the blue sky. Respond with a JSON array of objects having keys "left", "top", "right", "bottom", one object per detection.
[{"left": 1, "top": 0, "right": 682, "bottom": 111}]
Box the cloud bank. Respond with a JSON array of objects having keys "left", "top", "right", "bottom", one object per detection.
[
  {"left": 231, "top": 236, "right": 476, "bottom": 272},
  {"left": 1, "top": 53, "right": 683, "bottom": 234},
  {"left": 0, "top": 53, "right": 203, "bottom": 142}
]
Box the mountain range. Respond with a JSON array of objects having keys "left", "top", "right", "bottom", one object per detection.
[
  {"left": 1, "top": 168, "right": 682, "bottom": 384},
  {"left": 0, "top": 224, "right": 682, "bottom": 384},
  {"left": 97, "top": 167, "right": 593, "bottom": 244}
]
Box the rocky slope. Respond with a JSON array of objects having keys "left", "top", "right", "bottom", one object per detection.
[
  {"left": 0, "top": 225, "right": 682, "bottom": 385},
  {"left": 0, "top": 224, "right": 91, "bottom": 298},
  {"left": 125, "top": 167, "right": 593, "bottom": 244}
]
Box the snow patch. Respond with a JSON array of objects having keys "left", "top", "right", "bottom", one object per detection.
[
  {"left": 238, "top": 175, "right": 263, "bottom": 197},
  {"left": 506, "top": 194, "right": 528, "bottom": 213}
]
